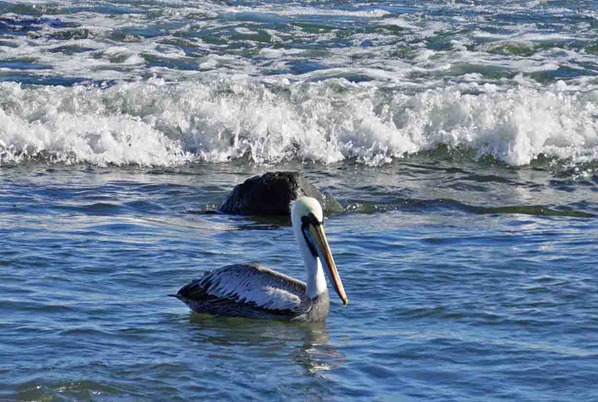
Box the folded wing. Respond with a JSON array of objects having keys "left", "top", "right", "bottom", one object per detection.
[{"left": 177, "top": 263, "right": 308, "bottom": 312}]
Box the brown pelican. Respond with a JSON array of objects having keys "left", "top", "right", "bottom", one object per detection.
[{"left": 174, "top": 196, "right": 348, "bottom": 322}]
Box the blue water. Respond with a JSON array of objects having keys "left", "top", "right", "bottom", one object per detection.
[{"left": 1, "top": 0, "right": 597, "bottom": 400}]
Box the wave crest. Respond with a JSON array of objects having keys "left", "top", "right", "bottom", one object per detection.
[{"left": 0, "top": 78, "right": 595, "bottom": 167}]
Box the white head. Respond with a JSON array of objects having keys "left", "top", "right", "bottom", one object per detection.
[{"left": 291, "top": 197, "right": 348, "bottom": 305}]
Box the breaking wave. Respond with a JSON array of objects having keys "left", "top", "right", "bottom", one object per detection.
[{"left": 0, "top": 78, "right": 596, "bottom": 167}]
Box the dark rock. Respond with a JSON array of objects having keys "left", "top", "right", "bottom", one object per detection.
[{"left": 219, "top": 171, "right": 342, "bottom": 216}]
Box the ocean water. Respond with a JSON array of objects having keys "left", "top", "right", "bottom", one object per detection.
[{"left": 1, "top": 0, "right": 597, "bottom": 400}]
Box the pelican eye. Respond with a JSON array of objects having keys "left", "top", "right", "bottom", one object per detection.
[{"left": 301, "top": 213, "right": 322, "bottom": 229}]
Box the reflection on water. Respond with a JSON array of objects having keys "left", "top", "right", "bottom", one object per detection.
[{"left": 187, "top": 314, "right": 345, "bottom": 376}]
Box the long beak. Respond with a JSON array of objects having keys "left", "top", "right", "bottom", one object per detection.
[{"left": 308, "top": 224, "right": 349, "bottom": 305}]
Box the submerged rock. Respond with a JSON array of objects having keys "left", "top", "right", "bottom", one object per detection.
[{"left": 219, "top": 171, "right": 342, "bottom": 216}]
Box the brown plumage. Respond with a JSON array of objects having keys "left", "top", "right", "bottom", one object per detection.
[{"left": 174, "top": 264, "right": 330, "bottom": 322}]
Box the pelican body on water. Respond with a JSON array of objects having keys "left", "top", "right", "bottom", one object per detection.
[{"left": 174, "top": 197, "right": 348, "bottom": 322}]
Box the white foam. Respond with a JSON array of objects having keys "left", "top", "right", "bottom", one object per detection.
[
  {"left": 0, "top": 1, "right": 595, "bottom": 168},
  {"left": 0, "top": 0, "right": 595, "bottom": 88},
  {"left": 0, "top": 78, "right": 595, "bottom": 167},
  {"left": 0, "top": 82, "right": 188, "bottom": 166}
]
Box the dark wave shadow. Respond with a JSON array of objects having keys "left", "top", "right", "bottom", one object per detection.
[{"left": 341, "top": 198, "right": 595, "bottom": 218}]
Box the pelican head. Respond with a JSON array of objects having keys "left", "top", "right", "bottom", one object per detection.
[{"left": 291, "top": 197, "right": 348, "bottom": 305}]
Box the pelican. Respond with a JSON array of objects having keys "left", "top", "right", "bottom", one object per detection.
[{"left": 173, "top": 196, "right": 348, "bottom": 322}]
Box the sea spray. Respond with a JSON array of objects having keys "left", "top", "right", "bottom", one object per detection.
[{"left": 0, "top": 78, "right": 596, "bottom": 167}]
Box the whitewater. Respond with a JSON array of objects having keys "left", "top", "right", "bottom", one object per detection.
[{"left": 0, "top": 0, "right": 596, "bottom": 168}]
